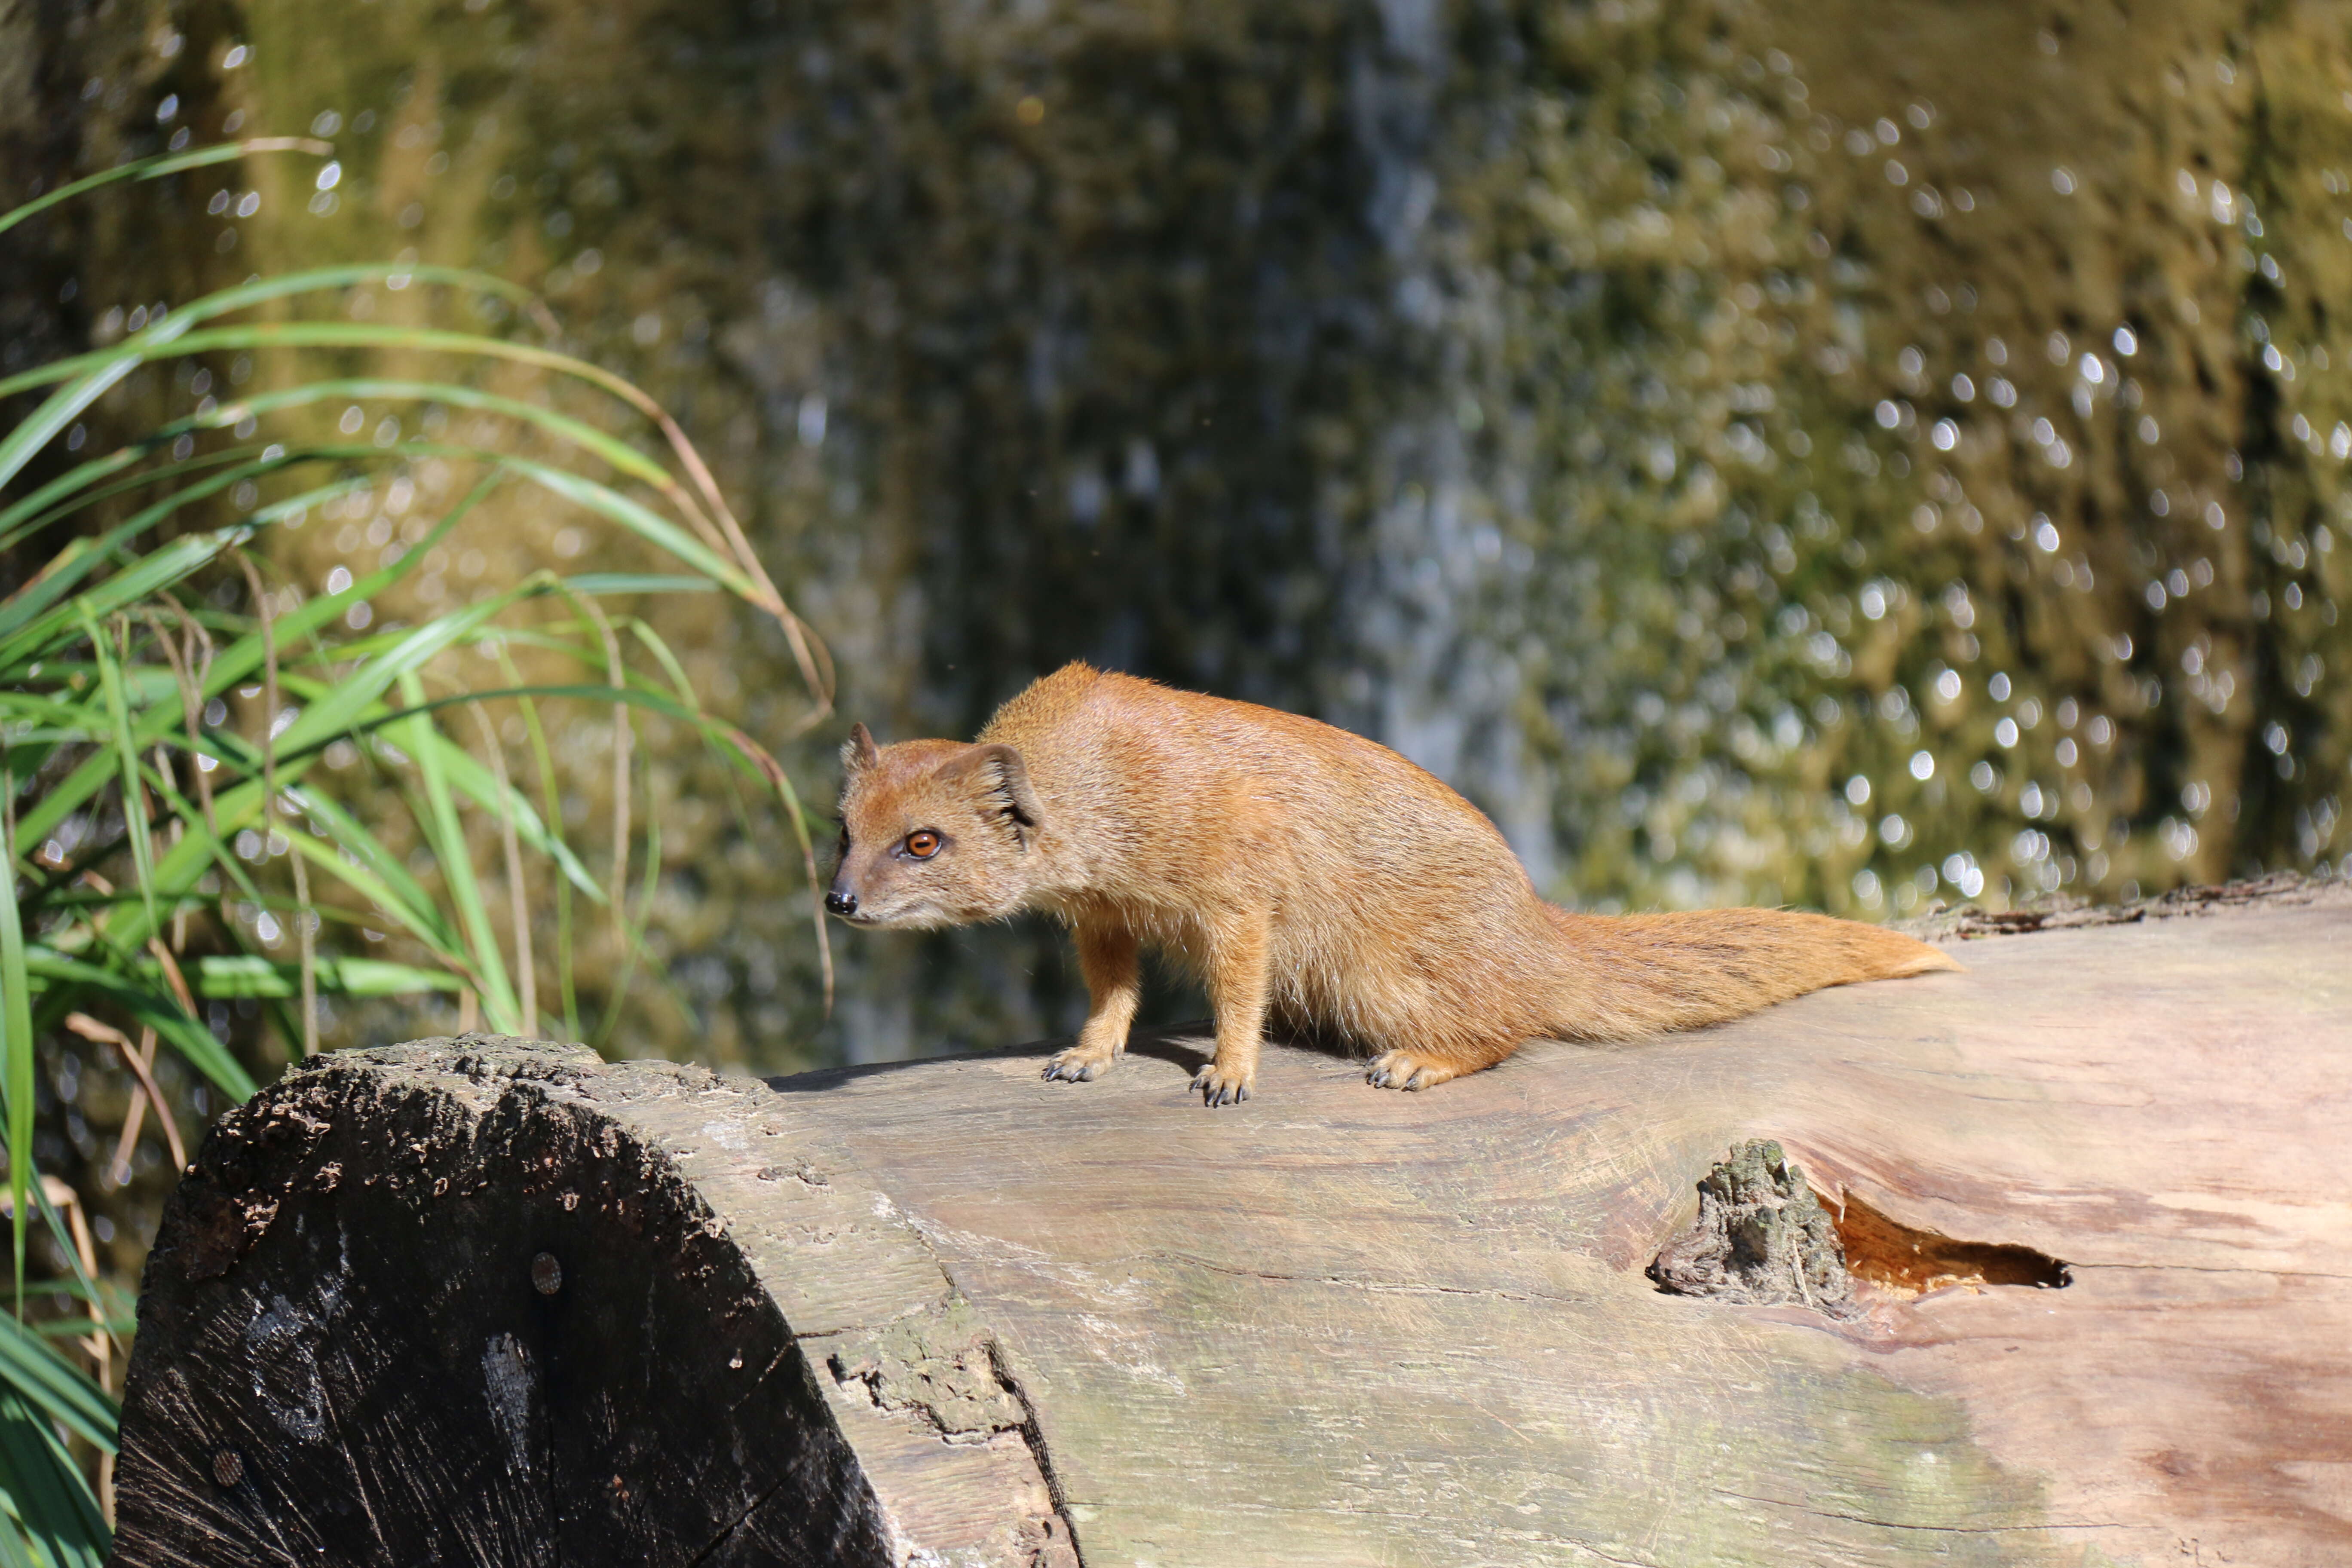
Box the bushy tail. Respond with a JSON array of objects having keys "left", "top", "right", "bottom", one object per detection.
[{"left": 1543, "top": 905, "right": 1961, "bottom": 1040}]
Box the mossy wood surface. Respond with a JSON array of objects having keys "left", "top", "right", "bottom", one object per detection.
[{"left": 110, "top": 884, "right": 2350, "bottom": 1566}]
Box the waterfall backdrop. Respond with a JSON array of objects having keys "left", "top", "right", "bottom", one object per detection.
[{"left": 5, "top": 0, "right": 2347, "bottom": 1138}]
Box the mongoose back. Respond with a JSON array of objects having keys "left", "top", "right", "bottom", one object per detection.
[{"left": 827, "top": 662, "right": 1960, "bottom": 1105}]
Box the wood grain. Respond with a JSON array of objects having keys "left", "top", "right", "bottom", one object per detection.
[{"left": 111, "top": 882, "right": 2352, "bottom": 1566}]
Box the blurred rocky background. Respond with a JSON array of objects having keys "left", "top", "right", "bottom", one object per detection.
[{"left": 9, "top": 0, "right": 2349, "bottom": 1097}]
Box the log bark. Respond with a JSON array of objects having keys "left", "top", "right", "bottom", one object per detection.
[{"left": 110, "top": 878, "right": 2352, "bottom": 1566}]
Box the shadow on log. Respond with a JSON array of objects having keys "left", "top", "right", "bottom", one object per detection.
[{"left": 112, "top": 879, "right": 2352, "bottom": 1565}]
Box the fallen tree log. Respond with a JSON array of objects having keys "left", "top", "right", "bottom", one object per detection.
[{"left": 111, "top": 878, "right": 2352, "bottom": 1566}]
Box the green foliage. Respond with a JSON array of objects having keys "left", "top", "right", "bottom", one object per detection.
[{"left": 0, "top": 144, "right": 830, "bottom": 1558}]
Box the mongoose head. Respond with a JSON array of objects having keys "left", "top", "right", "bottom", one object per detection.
[{"left": 828, "top": 722, "right": 1047, "bottom": 929}]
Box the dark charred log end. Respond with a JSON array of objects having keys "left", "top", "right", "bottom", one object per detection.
[{"left": 110, "top": 1036, "right": 895, "bottom": 1568}]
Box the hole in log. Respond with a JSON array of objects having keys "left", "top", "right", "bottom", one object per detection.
[
  {"left": 1650, "top": 1139, "right": 2071, "bottom": 1315},
  {"left": 1828, "top": 1189, "right": 2071, "bottom": 1295}
]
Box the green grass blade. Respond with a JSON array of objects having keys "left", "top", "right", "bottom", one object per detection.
[
  {"left": 560, "top": 575, "right": 718, "bottom": 596},
  {"left": 133, "top": 258, "right": 540, "bottom": 332},
  {"left": 1, "top": 524, "right": 246, "bottom": 667},
  {"left": 21, "top": 1184, "right": 110, "bottom": 1390},
  {"left": 74, "top": 604, "right": 158, "bottom": 929},
  {"left": 621, "top": 618, "right": 700, "bottom": 706},
  {"left": 0, "top": 1508, "right": 33, "bottom": 1568},
  {"left": 0, "top": 1312, "right": 116, "bottom": 1453},
  {"left": 4, "top": 322, "right": 635, "bottom": 419},
  {"left": 202, "top": 379, "right": 680, "bottom": 490},
  {"left": 21, "top": 950, "right": 255, "bottom": 1100},
  {"left": 0, "top": 297, "right": 506, "bottom": 498},
  {"left": 58, "top": 765, "right": 273, "bottom": 967},
  {"left": 590, "top": 766, "right": 664, "bottom": 1057},
  {"left": 0, "top": 329, "right": 773, "bottom": 608},
  {"left": 0, "top": 1391, "right": 109, "bottom": 1568},
  {"left": 0, "top": 817, "right": 31, "bottom": 1306},
  {"left": 28, "top": 1317, "right": 133, "bottom": 1341},
  {"left": 194, "top": 954, "right": 463, "bottom": 998},
  {"left": 0, "top": 448, "right": 361, "bottom": 586},
  {"left": 0, "top": 449, "right": 330, "bottom": 557},
  {"left": 325, "top": 681, "right": 762, "bottom": 746},
  {"left": 0, "top": 355, "right": 146, "bottom": 505},
  {"left": 0, "top": 273, "right": 539, "bottom": 407},
  {"left": 0, "top": 447, "right": 147, "bottom": 554},
  {"left": 398, "top": 673, "right": 518, "bottom": 1032},
  {"left": 499, "top": 459, "right": 753, "bottom": 596},
  {"left": 277, "top": 796, "right": 465, "bottom": 953},
  {"left": 416, "top": 733, "right": 600, "bottom": 900},
  {"left": 332, "top": 957, "right": 470, "bottom": 996},
  {"left": 278, "top": 828, "right": 476, "bottom": 975},
  {"left": 498, "top": 645, "right": 580, "bottom": 1041},
  {"left": 268, "top": 593, "right": 513, "bottom": 761},
  {"left": 2, "top": 457, "right": 413, "bottom": 660},
  {"left": 6, "top": 479, "right": 483, "bottom": 861},
  {"left": 0, "top": 136, "right": 325, "bottom": 237}
]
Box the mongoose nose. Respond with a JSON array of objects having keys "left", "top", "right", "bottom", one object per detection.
[{"left": 824, "top": 887, "right": 858, "bottom": 917}]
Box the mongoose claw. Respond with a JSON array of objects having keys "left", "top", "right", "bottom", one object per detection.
[
  {"left": 1189, "top": 1065, "right": 1253, "bottom": 1106},
  {"left": 1042, "top": 1049, "right": 1108, "bottom": 1083},
  {"left": 1366, "top": 1050, "right": 1458, "bottom": 1092}
]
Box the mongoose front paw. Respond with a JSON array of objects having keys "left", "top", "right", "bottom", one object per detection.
[
  {"left": 1366, "top": 1050, "right": 1462, "bottom": 1092},
  {"left": 1189, "top": 1063, "right": 1253, "bottom": 1106},
  {"left": 1042, "top": 1047, "right": 1113, "bottom": 1083}
]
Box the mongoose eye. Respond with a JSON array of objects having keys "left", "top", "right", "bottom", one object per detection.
[{"left": 903, "top": 830, "right": 941, "bottom": 859}]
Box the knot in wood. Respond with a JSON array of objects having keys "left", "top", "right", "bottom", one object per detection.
[{"left": 1648, "top": 1139, "right": 1857, "bottom": 1316}]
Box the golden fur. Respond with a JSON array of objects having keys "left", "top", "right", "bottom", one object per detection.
[{"left": 830, "top": 663, "right": 1959, "bottom": 1104}]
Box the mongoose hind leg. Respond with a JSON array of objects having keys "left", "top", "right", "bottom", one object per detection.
[
  {"left": 1044, "top": 918, "right": 1142, "bottom": 1084},
  {"left": 1366, "top": 1034, "right": 1522, "bottom": 1092},
  {"left": 1365, "top": 1050, "right": 1462, "bottom": 1091},
  {"left": 1191, "top": 907, "right": 1272, "bottom": 1107}
]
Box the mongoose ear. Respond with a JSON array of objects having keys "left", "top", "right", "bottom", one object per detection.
[
  {"left": 943, "top": 743, "right": 1045, "bottom": 846},
  {"left": 842, "top": 722, "right": 882, "bottom": 775}
]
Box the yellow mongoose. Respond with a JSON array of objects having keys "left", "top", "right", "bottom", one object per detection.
[{"left": 828, "top": 662, "right": 1959, "bottom": 1105}]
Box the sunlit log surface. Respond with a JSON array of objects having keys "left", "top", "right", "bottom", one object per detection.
[{"left": 110, "top": 879, "right": 2350, "bottom": 1567}]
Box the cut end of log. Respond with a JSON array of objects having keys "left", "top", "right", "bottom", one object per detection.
[{"left": 107, "top": 1037, "right": 1009, "bottom": 1567}]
